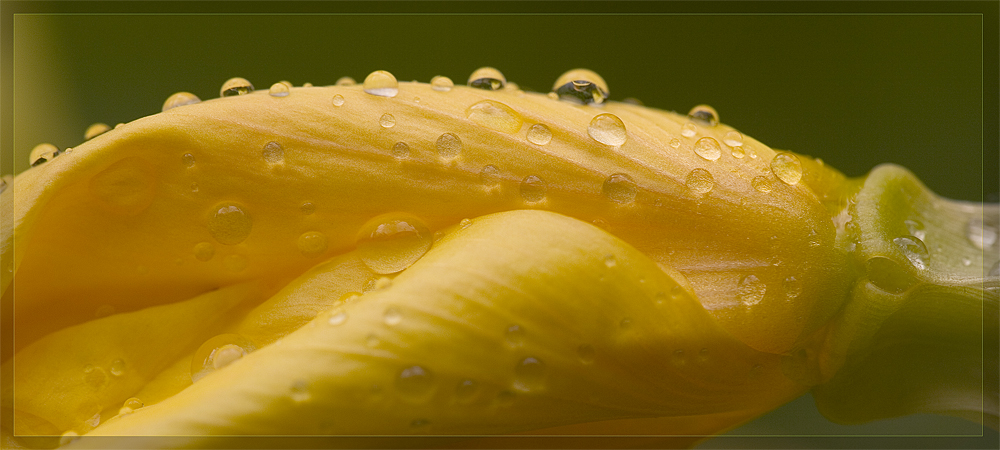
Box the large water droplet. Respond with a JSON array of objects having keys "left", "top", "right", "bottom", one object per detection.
[
  {"left": 686, "top": 168, "right": 715, "bottom": 195},
  {"left": 688, "top": 105, "right": 719, "bottom": 126},
  {"left": 332, "top": 94, "right": 345, "bottom": 107},
  {"left": 357, "top": 213, "right": 433, "bottom": 274},
  {"left": 191, "top": 334, "right": 256, "bottom": 382},
  {"left": 435, "top": 132, "right": 463, "bottom": 160},
  {"left": 29, "top": 143, "right": 59, "bottom": 166},
  {"left": 736, "top": 274, "right": 766, "bottom": 307},
  {"left": 396, "top": 365, "right": 436, "bottom": 403},
  {"left": 84, "top": 123, "right": 111, "bottom": 140},
  {"left": 693, "top": 137, "right": 722, "bottom": 161},
  {"left": 771, "top": 153, "right": 803, "bottom": 185},
  {"left": 262, "top": 141, "right": 284, "bottom": 164},
  {"left": 519, "top": 175, "right": 547, "bottom": 203},
  {"left": 379, "top": 113, "right": 396, "bottom": 128},
  {"left": 363, "top": 70, "right": 399, "bottom": 97},
  {"left": 894, "top": 235, "right": 930, "bottom": 270},
  {"left": 208, "top": 202, "right": 252, "bottom": 245},
  {"left": 162, "top": 92, "right": 201, "bottom": 112},
  {"left": 268, "top": 82, "right": 290, "bottom": 97},
  {"left": 480, "top": 164, "right": 502, "bottom": 187},
  {"left": 467, "top": 100, "right": 523, "bottom": 134},
  {"left": 602, "top": 173, "right": 637, "bottom": 204},
  {"left": 220, "top": 77, "right": 254, "bottom": 97},
  {"left": 588, "top": 113, "right": 627, "bottom": 146},
  {"left": 752, "top": 176, "right": 773, "bottom": 193},
  {"left": 723, "top": 130, "right": 744, "bottom": 147},
  {"left": 298, "top": 231, "right": 328, "bottom": 258},
  {"left": 966, "top": 217, "right": 998, "bottom": 249},
  {"left": 392, "top": 142, "right": 410, "bottom": 159},
  {"left": 504, "top": 324, "right": 526, "bottom": 347},
  {"left": 513, "top": 357, "right": 547, "bottom": 392},
  {"left": 194, "top": 242, "right": 215, "bottom": 262},
  {"left": 431, "top": 75, "right": 454, "bottom": 92},
  {"left": 468, "top": 67, "right": 506, "bottom": 90},
  {"left": 551, "top": 68, "right": 609, "bottom": 105},
  {"left": 526, "top": 124, "right": 553, "bottom": 145}
]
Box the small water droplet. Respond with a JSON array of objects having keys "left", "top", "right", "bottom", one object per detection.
[
  {"left": 29, "top": 143, "right": 58, "bottom": 166},
  {"left": 191, "top": 334, "right": 256, "bottom": 382},
  {"left": 962, "top": 257, "right": 972, "bottom": 266},
  {"left": 262, "top": 141, "right": 284, "bottom": 164},
  {"left": 303, "top": 82, "right": 313, "bottom": 87},
  {"left": 737, "top": 274, "right": 766, "bottom": 307},
  {"left": 268, "top": 82, "right": 290, "bottom": 97},
  {"left": 336, "top": 76, "right": 356, "bottom": 86},
  {"left": 751, "top": 176, "right": 773, "bottom": 193},
  {"left": 547, "top": 92, "right": 559, "bottom": 100},
  {"left": 904, "top": 219, "right": 926, "bottom": 241},
  {"left": 698, "top": 348, "right": 710, "bottom": 362},
  {"left": 85, "top": 413, "right": 101, "bottom": 428},
  {"left": 504, "top": 324, "right": 526, "bottom": 347},
  {"left": 83, "top": 364, "right": 108, "bottom": 390},
  {"left": 208, "top": 202, "right": 252, "bottom": 245},
  {"left": 455, "top": 379, "right": 480, "bottom": 403},
  {"left": 298, "top": 231, "right": 328, "bottom": 258},
  {"left": 771, "top": 153, "right": 803, "bottom": 185},
  {"left": 468, "top": 67, "right": 506, "bottom": 90},
  {"left": 577, "top": 344, "right": 596, "bottom": 364},
  {"left": 602, "top": 173, "right": 637, "bottom": 204},
  {"left": 480, "top": 164, "right": 502, "bottom": 187},
  {"left": 181, "top": 153, "right": 196, "bottom": 168},
  {"left": 384, "top": 141, "right": 409, "bottom": 160},
  {"left": 332, "top": 94, "right": 345, "bottom": 107},
  {"left": 619, "top": 317, "right": 633, "bottom": 329},
  {"left": 300, "top": 201, "right": 316, "bottom": 215},
  {"left": 365, "top": 334, "right": 379, "bottom": 347},
  {"left": 688, "top": 105, "right": 719, "bottom": 126},
  {"left": 383, "top": 307, "right": 402, "bottom": 326},
  {"left": 467, "top": 100, "right": 523, "bottom": 134},
  {"left": 519, "top": 175, "right": 547, "bottom": 203},
  {"left": 291, "top": 379, "right": 311, "bottom": 402},
  {"left": 966, "top": 217, "right": 998, "bottom": 249},
  {"left": 431, "top": 75, "right": 454, "bottom": 92},
  {"left": 686, "top": 168, "right": 715, "bottom": 195},
  {"left": 671, "top": 349, "right": 686, "bottom": 366},
  {"left": 551, "top": 68, "right": 609, "bottom": 105},
  {"left": 435, "top": 132, "right": 463, "bottom": 160},
  {"left": 693, "top": 137, "right": 722, "bottom": 161},
  {"left": 782, "top": 276, "right": 802, "bottom": 300},
  {"left": 513, "top": 357, "right": 546, "bottom": 392},
  {"left": 110, "top": 359, "right": 126, "bottom": 376},
  {"left": 459, "top": 218, "right": 473, "bottom": 229},
  {"left": 194, "top": 242, "right": 215, "bottom": 262},
  {"left": 162, "top": 92, "right": 201, "bottom": 111},
  {"left": 224, "top": 254, "right": 248, "bottom": 273},
  {"left": 357, "top": 213, "right": 433, "bottom": 274},
  {"left": 379, "top": 113, "right": 396, "bottom": 128},
  {"left": 396, "top": 365, "right": 436, "bottom": 402},
  {"left": 190, "top": 181, "right": 199, "bottom": 193},
  {"left": 84, "top": 123, "right": 111, "bottom": 140},
  {"left": 894, "top": 235, "right": 930, "bottom": 270},
  {"left": 681, "top": 122, "right": 698, "bottom": 138},
  {"left": 723, "top": 130, "right": 744, "bottom": 147},
  {"left": 526, "top": 124, "right": 553, "bottom": 145},
  {"left": 748, "top": 146, "right": 759, "bottom": 158},
  {"left": 588, "top": 113, "right": 627, "bottom": 146},
  {"left": 669, "top": 138, "right": 682, "bottom": 148},
  {"left": 363, "top": 70, "right": 399, "bottom": 97},
  {"left": 413, "top": 96, "right": 420, "bottom": 103},
  {"left": 220, "top": 77, "right": 254, "bottom": 97},
  {"left": 731, "top": 146, "right": 746, "bottom": 158},
  {"left": 604, "top": 254, "right": 617, "bottom": 267},
  {"left": 120, "top": 397, "right": 143, "bottom": 415}
]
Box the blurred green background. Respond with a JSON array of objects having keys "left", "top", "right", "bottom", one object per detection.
[{"left": 6, "top": 8, "right": 996, "bottom": 449}]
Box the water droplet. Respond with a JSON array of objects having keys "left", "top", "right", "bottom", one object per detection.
[
  {"left": 681, "top": 122, "right": 698, "bottom": 138},
  {"left": 698, "top": 348, "right": 711, "bottom": 362},
  {"left": 723, "top": 130, "right": 744, "bottom": 147},
  {"left": 468, "top": 67, "right": 506, "bottom": 90},
  {"left": 480, "top": 164, "right": 502, "bottom": 187},
  {"left": 752, "top": 176, "right": 773, "bottom": 193},
  {"left": 224, "top": 254, "right": 248, "bottom": 273},
  {"left": 467, "top": 100, "right": 523, "bottom": 134},
  {"left": 547, "top": 92, "right": 559, "bottom": 100},
  {"left": 379, "top": 113, "right": 396, "bottom": 128},
  {"left": 693, "top": 137, "right": 722, "bottom": 161},
  {"left": 504, "top": 324, "right": 526, "bottom": 347},
  {"left": 363, "top": 70, "right": 399, "bottom": 97},
  {"left": 688, "top": 104, "right": 719, "bottom": 126},
  {"left": 208, "top": 202, "right": 252, "bottom": 245},
  {"left": 671, "top": 349, "right": 686, "bottom": 366},
  {"left": 191, "top": 334, "right": 256, "bottom": 382},
  {"left": 577, "top": 344, "right": 596, "bottom": 364},
  {"left": 513, "top": 357, "right": 546, "bottom": 392},
  {"left": 291, "top": 379, "right": 311, "bottom": 402},
  {"left": 455, "top": 379, "right": 480, "bottom": 403},
  {"left": 669, "top": 138, "right": 682, "bottom": 148},
  {"left": 771, "top": 153, "right": 803, "bottom": 185},
  {"left": 336, "top": 76, "right": 356, "bottom": 86},
  {"left": 85, "top": 413, "right": 101, "bottom": 428},
  {"left": 120, "top": 397, "right": 143, "bottom": 415},
  {"left": 190, "top": 182, "right": 199, "bottom": 193},
  {"left": 220, "top": 77, "right": 254, "bottom": 97},
  {"left": 966, "top": 217, "right": 998, "bottom": 249},
  {"left": 357, "top": 213, "right": 433, "bottom": 274},
  {"left": 29, "top": 143, "right": 58, "bottom": 166},
  {"left": 194, "top": 242, "right": 215, "bottom": 262},
  {"left": 459, "top": 218, "right": 473, "bottom": 229},
  {"left": 904, "top": 219, "right": 926, "bottom": 241},
  {"left": 435, "top": 132, "right": 462, "bottom": 160},
  {"left": 431, "top": 75, "right": 454, "bottom": 92},
  {"left": 365, "top": 334, "right": 379, "bottom": 347},
  {"left": 782, "top": 276, "right": 802, "bottom": 300},
  {"left": 587, "top": 113, "right": 627, "bottom": 146},
  {"left": 551, "top": 68, "right": 609, "bottom": 105},
  {"left": 619, "top": 317, "right": 633, "bottom": 329},
  {"left": 962, "top": 257, "right": 972, "bottom": 267},
  {"left": 162, "top": 92, "right": 200, "bottom": 111},
  {"left": 363, "top": 276, "right": 393, "bottom": 292},
  {"left": 94, "top": 304, "right": 116, "bottom": 318},
  {"left": 110, "top": 359, "right": 126, "bottom": 377},
  {"left": 731, "top": 146, "right": 746, "bottom": 158},
  {"left": 83, "top": 364, "right": 108, "bottom": 390},
  {"left": 298, "top": 231, "right": 328, "bottom": 258},
  {"left": 604, "top": 254, "right": 617, "bottom": 268},
  {"left": 396, "top": 365, "right": 436, "bottom": 402},
  {"left": 268, "top": 82, "right": 290, "bottom": 97},
  {"left": 303, "top": 82, "right": 313, "bottom": 87},
  {"left": 60, "top": 430, "right": 80, "bottom": 446},
  {"left": 747, "top": 146, "right": 759, "bottom": 158},
  {"left": 332, "top": 94, "right": 345, "bottom": 107},
  {"left": 262, "top": 141, "right": 284, "bottom": 164},
  {"left": 686, "top": 168, "right": 715, "bottom": 195},
  {"left": 519, "top": 175, "right": 547, "bottom": 203},
  {"left": 300, "top": 201, "right": 316, "bottom": 215},
  {"left": 894, "top": 235, "right": 930, "bottom": 270},
  {"left": 383, "top": 307, "right": 402, "bottom": 326},
  {"left": 737, "top": 274, "right": 766, "bottom": 307},
  {"left": 602, "top": 173, "right": 637, "bottom": 204},
  {"left": 84, "top": 123, "right": 111, "bottom": 140},
  {"left": 181, "top": 153, "right": 196, "bottom": 168}
]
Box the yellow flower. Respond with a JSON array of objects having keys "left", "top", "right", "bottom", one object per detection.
[{"left": 0, "top": 69, "right": 995, "bottom": 448}]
